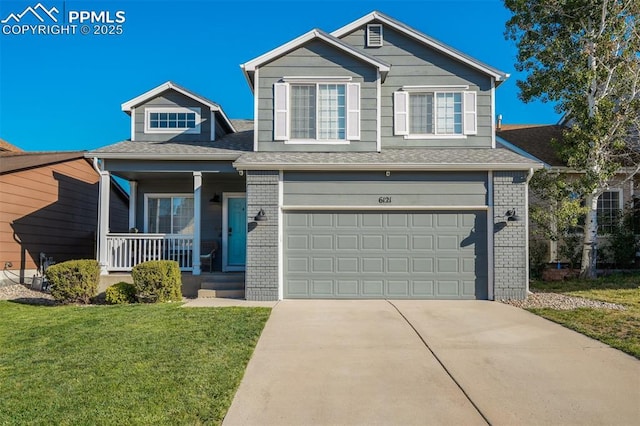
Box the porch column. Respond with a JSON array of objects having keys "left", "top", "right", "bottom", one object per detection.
[
  {"left": 128, "top": 180, "right": 137, "bottom": 230},
  {"left": 192, "top": 172, "right": 202, "bottom": 275},
  {"left": 98, "top": 171, "right": 111, "bottom": 275}
]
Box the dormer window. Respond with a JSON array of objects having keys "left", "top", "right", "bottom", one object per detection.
[{"left": 144, "top": 107, "right": 201, "bottom": 134}]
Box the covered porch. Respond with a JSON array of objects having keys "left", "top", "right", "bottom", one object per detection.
[{"left": 95, "top": 160, "right": 247, "bottom": 276}]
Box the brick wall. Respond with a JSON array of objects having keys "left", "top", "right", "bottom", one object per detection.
[
  {"left": 245, "top": 170, "right": 279, "bottom": 300},
  {"left": 493, "top": 171, "right": 528, "bottom": 300}
]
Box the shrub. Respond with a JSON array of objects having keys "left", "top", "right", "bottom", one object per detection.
[
  {"left": 105, "top": 282, "right": 136, "bottom": 305},
  {"left": 45, "top": 259, "right": 99, "bottom": 304},
  {"left": 131, "top": 260, "right": 182, "bottom": 303},
  {"left": 529, "top": 239, "right": 549, "bottom": 279}
]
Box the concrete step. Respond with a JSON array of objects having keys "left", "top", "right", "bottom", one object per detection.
[
  {"left": 202, "top": 273, "right": 245, "bottom": 284},
  {"left": 201, "top": 281, "right": 244, "bottom": 291},
  {"left": 198, "top": 288, "right": 245, "bottom": 299}
]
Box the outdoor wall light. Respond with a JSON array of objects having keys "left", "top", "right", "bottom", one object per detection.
[
  {"left": 504, "top": 209, "right": 521, "bottom": 222},
  {"left": 209, "top": 193, "right": 221, "bottom": 203},
  {"left": 254, "top": 208, "right": 268, "bottom": 222}
]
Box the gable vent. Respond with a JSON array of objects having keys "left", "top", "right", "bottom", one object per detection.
[{"left": 367, "top": 24, "right": 383, "bottom": 47}]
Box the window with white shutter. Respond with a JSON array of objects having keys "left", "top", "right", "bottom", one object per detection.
[
  {"left": 394, "top": 89, "right": 477, "bottom": 137},
  {"left": 274, "top": 81, "right": 360, "bottom": 142},
  {"left": 273, "top": 83, "right": 289, "bottom": 140}
]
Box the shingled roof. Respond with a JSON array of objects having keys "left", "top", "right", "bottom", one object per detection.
[{"left": 496, "top": 124, "right": 566, "bottom": 167}]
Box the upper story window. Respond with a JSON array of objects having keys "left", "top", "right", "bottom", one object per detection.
[
  {"left": 274, "top": 79, "right": 360, "bottom": 144},
  {"left": 144, "top": 107, "right": 201, "bottom": 134},
  {"left": 291, "top": 84, "right": 346, "bottom": 140},
  {"left": 394, "top": 87, "right": 477, "bottom": 139}
]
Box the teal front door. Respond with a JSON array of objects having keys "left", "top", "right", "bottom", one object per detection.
[{"left": 227, "top": 197, "right": 247, "bottom": 269}]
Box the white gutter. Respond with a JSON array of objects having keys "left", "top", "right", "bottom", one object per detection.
[{"left": 233, "top": 162, "right": 544, "bottom": 172}]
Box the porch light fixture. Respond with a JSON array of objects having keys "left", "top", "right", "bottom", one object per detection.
[
  {"left": 254, "top": 208, "right": 268, "bottom": 222},
  {"left": 504, "top": 209, "right": 521, "bottom": 222},
  {"left": 209, "top": 193, "right": 221, "bottom": 203}
]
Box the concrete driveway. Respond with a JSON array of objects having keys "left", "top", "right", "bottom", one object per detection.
[{"left": 223, "top": 300, "right": 640, "bottom": 426}]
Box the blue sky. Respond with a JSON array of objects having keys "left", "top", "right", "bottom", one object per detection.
[{"left": 0, "top": 0, "right": 560, "bottom": 152}]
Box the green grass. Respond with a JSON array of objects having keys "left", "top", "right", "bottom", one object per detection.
[
  {"left": 0, "top": 302, "right": 271, "bottom": 425},
  {"left": 530, "top": 273, "right": 640, "bottom": 359}
]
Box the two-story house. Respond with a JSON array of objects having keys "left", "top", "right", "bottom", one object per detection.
[{"left": 87, "top": 11, "right": 541, "bottom": 301}]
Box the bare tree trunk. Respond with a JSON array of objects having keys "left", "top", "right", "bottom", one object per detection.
[{"left": 580, "top": 192, "right": 599, "bottom": 279}]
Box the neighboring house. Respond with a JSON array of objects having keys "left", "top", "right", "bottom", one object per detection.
[
  {"left": 0, "top": 142, "right": 129, "bottom": 286},
  {"left": 87, "top": 11, "right": 542, "bottom": 301},
  {"left": 497, "top": 123, "right": 639, "bottom": 264}
]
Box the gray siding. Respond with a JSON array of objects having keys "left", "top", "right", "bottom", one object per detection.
[
  {"left": 245, "top": 171, "right": 279, "bottom": 300},
  {"left": 133, "top": 90, "right": 229, "bottom": 142},
  {"left": 493, "top": 171, "right": 528, "bottom": 299},
  {"left": 340, "top": 25, "right": 494, "bottom": 148},
  {"left": 257, "top": 40, "right": 379, "bottom": 152},
  {"left": 283, "top": 171, "right": 487, "bottom": 207}
]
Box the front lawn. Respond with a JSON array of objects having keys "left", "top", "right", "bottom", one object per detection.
[
  {"left": 0, "top": 302, "right": 270, "bottom": 425},
  {"left": 530, "top": 274, "right": 640, "bottom": 359}
]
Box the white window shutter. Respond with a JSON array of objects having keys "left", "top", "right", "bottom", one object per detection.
[
  {"left": 273, "top": 82, "right": 289, "bottom": 140},
  {"left": 394, "top": 91, "right": 409, "bottom": 135},
  {"left": 346, "top": 83, "right": 360, "bottom": 140},
  {"left": 463, "top": 91, "right": 477, "bottom": 135}
]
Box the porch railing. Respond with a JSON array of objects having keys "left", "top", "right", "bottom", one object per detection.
[{"left": 106, "top": 233, "right": 194, "bottom": 271}]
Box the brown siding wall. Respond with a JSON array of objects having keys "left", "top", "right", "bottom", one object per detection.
[{"left": 0, "top": 158, "right": 128, "bottom": 280}]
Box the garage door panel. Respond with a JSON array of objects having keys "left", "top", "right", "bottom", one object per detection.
[
  {"left": 288, "top": 280, "right": 309, "bottom": 295},
  {"left": 312, "top": 280, "right": 333, "bottom": 295},
  {"left": 311, "top": 258, "right": 333, "bottom": 273},
  {"left": 437, "top": 280, "right": 460, "bottom": 296},
  {"left": 362, "top": 235, "right": 383, "bottom": 249},
  {"left": 437, "top": 235, "right": 459, "bottom": 250},
  {"left": 362, "top": 257, "right": 384, "bottom": 273},
  {"left": 412, "top": 235, "right": 433, "bottom": 250},
  {"left": 387, "top": 257, "right": 410, "bottom": 273},
  {"left": 413, "top": 258, "right": 433, "bottom": 273},
  {"left": 413, "top": 280, "right": 434, "bottom": 296},
  {"left": 337, "top": 257, "right": 359, "bottom": 273},
  {"left": 288, "top": 257, "right": 309, "bottom": 273},
  {"left": 387, "top": 235, "right": 409, "bottom": 250},
  {"left": 337, "top": 235, "right": 358, "bottom": 250},
  {"left": 336, "top": 213, "right": 358, "bottom": 227},
  {"left": 337, "top": 280, "right": 358, "bottom": 296},
  {"left": 437, "top": 258, "right": 459, "bottom": 273},
  {"left": 363, "top": 280, "right": 384, "bottom": 295},
  {"left": 311, "top": 235, "right": 333, "bottom": 250},
  {"left": 284, "top": 211, "right": 488, "bottom": 299},
  {"left": 288, "top": 235, "right": 309, "bottom": 250},
  {"left": 387, "top": 280, "right": 410, "bottom": 296}
]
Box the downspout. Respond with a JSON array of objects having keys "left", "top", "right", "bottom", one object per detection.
[{"left": 525, "top": 168, "right": 534, "bottom": 295}]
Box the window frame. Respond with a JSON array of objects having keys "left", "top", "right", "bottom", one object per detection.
[
  {"left": 143, "top": 193, "right": 195, "bottom": 235},
  {"left": 144, "top": 107, "right": 201, "bottom": 134},
  {"left": 597, "top": 189, "right": 623, "bottom": 234},
  {"left": 394, "top": 86, "right": 476, "bottom": 139},
  {"left": 274, "top": 78, "right": 360, "bottom": 144}
]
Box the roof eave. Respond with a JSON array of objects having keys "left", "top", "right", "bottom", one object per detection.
[
  {"left": 233, "top": 162, "right": 543, "bottom": 172},
  {"left": 85, "top": 152, "right": 242, "bottom": 161},
  {"left": 241, "top": 29, "right": 391, "bottom": 86}
]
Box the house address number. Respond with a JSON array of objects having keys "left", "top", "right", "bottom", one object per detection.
[{"left": 378, "top": 196, "right": 392, "bottom": 204}]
